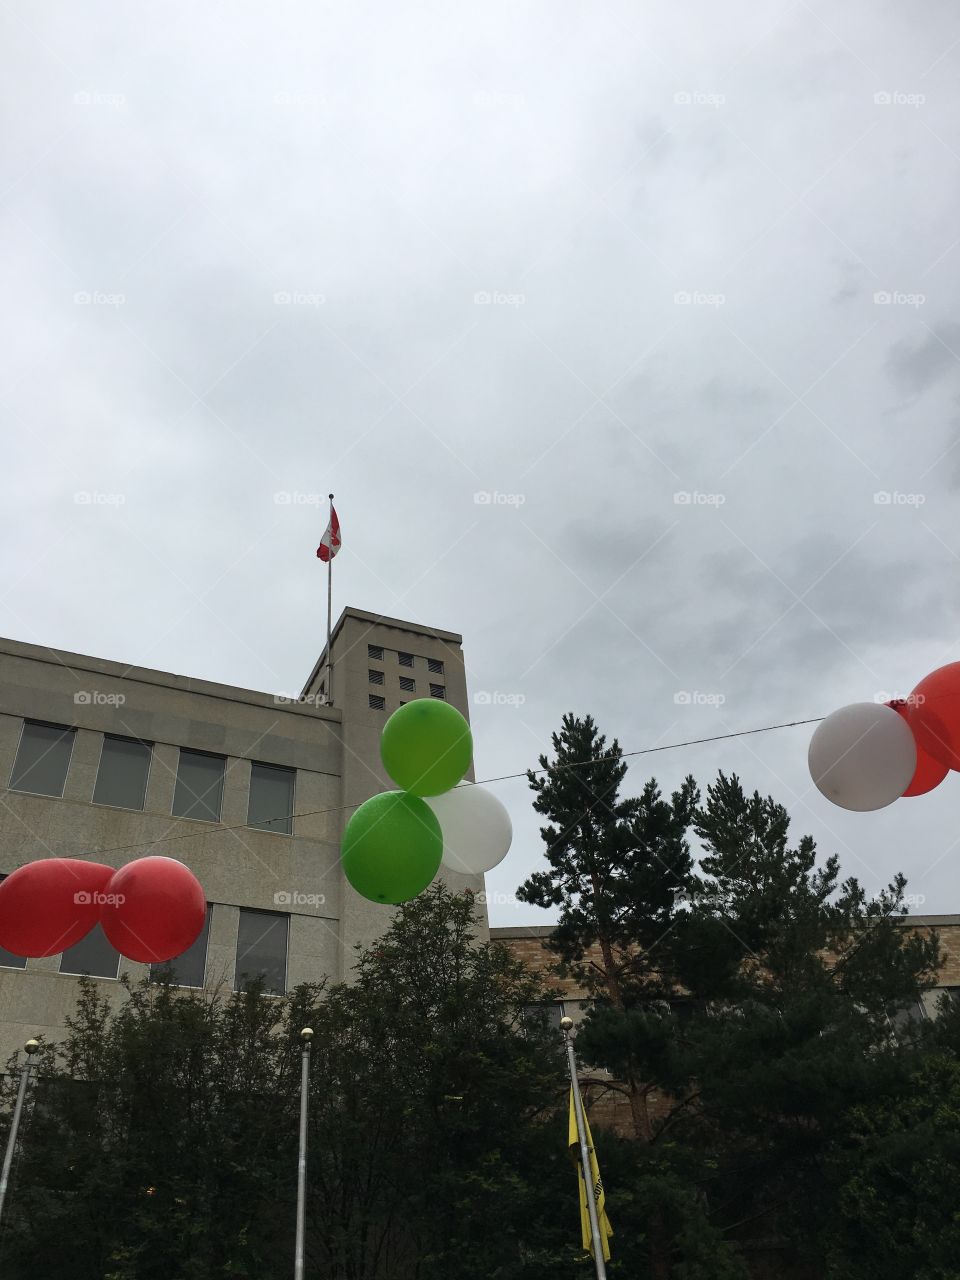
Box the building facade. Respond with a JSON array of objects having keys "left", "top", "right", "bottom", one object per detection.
[
  {"left": 0, "top": 607, "right": 486, "bottom": 1065},
  {"left": 492, "top": 917, "right": 960, "bottom": 1133}
]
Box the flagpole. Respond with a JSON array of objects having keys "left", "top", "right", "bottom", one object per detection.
[
  {"left": 294, "top": 1026, "right": 314, "bottom": 1280},
  {"left": 325, "top": 493, "right": 334, "bottom": 706},
  {"left": 561, "top": 1016, "right": 607, "bottom": 1280},
  {"left": 0, "top": 1038, "right": 39, "bottom": 1230}
]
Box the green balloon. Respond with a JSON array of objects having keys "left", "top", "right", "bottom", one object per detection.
[
  {"left": 380, "top": 700, "right": 473, "bottom": 796},
  {"left": 341, "top": 791, "right": 443, "bottom": 904}
]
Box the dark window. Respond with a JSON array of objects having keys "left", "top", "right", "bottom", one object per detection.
[
  {"left": 369, "top": 669, "right": 384, "bottom": 686},
  {"left": 929, "top": 987, "right": 960, "bottom": 1018},
  {"left": 59, "top": 924, "right": 121, "bottom": 979},
  {"left": 428, "top": 658, "right": 444, "bottom": 675},
  {"left": 368, "top": 645, "right": 383, "bottom": 661},
  {"left": 398, "top": 652, "right": 413, "bottom": 668},
  {"left": 523, "top": 1002, "right": 564, "bottom": 1032},
  {"left": 235, "top": 910, "right": 288, "bottom": 994},
  {"left": 10, "top": 721, "right": 76, "bottom": 797},
  {"left": 369, "top": 694, "right": 385, "bottom": 710},
  {"left": 0, "top": 876, "right": 26, "bottom": 969},
  {"left": 399, "top": 676, "right": 415, "bottom": 693},
  {"left": 247, "top": 762, "right": 295, "bottom": 835},
  {"left": 172, "top": 749, "right": 225, "bottom": 822},
  {"left": 93, "top": 735, "right": 152, "bottom": 810},
  {"left": 150, "top": 907, "right": 211, "bottom": 987},
  {"left": 429, "top": 684, "right": 446, "bottom": 700},
  {"left": 887, "top": 997, "right": 927, "bottom": 1039}
]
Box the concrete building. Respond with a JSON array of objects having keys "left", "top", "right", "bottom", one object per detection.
[{"left": 0, "top": 608, "right": 485, "bottom": 1065}]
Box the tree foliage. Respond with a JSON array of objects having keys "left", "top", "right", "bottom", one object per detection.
[
  {"left": 518, "top": 713, "right": 946, "bottom": 1278},
  {"left": 0, "top": 887, "right": 582, "bottom": 1280},
  {"left": 1, "top": 712, "right": 956, "bottom": 1279}
]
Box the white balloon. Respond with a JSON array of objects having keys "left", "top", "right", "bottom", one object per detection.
[
  {"left": 808, "top": 702, "right": 916, "bottom": 812},
  {"left": 425, "top": 784, "right": 513, "bottom": 875}
]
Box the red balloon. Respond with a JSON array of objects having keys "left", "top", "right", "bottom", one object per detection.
[
  {"left": 99, "top": 857, "right": 206, "bottom": 963},
  {"left": 887, "top": 700, "right": 949, "bottom": 796},
  {"left": 904, "top": 664, "right": 960, "bottom": 771},
  {"left": 0, "top": 859, "right": 115, "bottom": 957}
]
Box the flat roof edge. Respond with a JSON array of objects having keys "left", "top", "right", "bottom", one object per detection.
[
  {"left": 300, "top": 605, "right": 463, "bottom": 696},
  {"left": 489, "top": 925, "right": 557, "bottom": 939},
  {"left": 0, "top": 636, "right": 342, "bottom": 721}
]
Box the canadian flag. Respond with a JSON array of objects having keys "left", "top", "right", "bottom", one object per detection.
[{"left": 316, "top": 506, "right": 341, "bottom": 562}]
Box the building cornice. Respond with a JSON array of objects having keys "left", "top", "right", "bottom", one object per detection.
[{"left": 0, "top": 635, "right": 340, "bottom": 722}]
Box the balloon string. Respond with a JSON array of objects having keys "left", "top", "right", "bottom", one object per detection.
[{"left": 42, "top": 716, "right": 825, "bottom": 863}]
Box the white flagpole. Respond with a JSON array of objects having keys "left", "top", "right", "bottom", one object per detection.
[
  {"left": 294, "top": 1026, "right": 313, "bottom": 1280},
  {"left": 0, "top": 1039, "right": 39, "bottom": 1229},
  {"left": 561, "top": 1016, "right": 607, "bottom": 1280},
  {"left": 325, "top": 493, "right": 334, "bottom": 707}
]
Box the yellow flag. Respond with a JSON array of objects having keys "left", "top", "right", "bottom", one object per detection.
[{"left": 568, "top": 1087, "right": 613, "bottom": 1261}]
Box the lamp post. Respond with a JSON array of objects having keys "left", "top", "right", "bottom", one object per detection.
[
  {"left": 294, "top": 1027, "right": 313, "bottom": 1280},
  {"left": 561, "top": 1016, "right": 607, "bottom": 1280},
  {"left": 0, "top": 1038, "right": 40, "bottom": 1229}
]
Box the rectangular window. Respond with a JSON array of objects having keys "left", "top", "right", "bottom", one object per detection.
[
  {"left": 933, "top": 987, "right": 960, "bottom": 1017},
  {"left": 369, "top": 694, "right": 385, "bottom": 710},
  {"left": 247, "top": 762, "right": 295, "bottom": 835},
  {"left": 93, "top": 735, "right": 152, "bottom": 810},
  {"left": 172, "top": 749, "right": 225, "bottom": 822},
  {"left": 428, "top": 658, "right": 444, "bottom": 675},
  {"left": 0, "top": 877, "right": 26, "bottom": 969},
  {"left": 399, "top": 676, "right": 415, "bottom": 693},
  {"left": 0, "top": 942, "right": 26, "bottom": 970},
  {"left": 235, "top": 909, "right": 288, "bottom": 995},
  {"left": 10, "top": 721, "right": 76, "bottom": 797},
  {"left": 59, "top": 924, "right": 121, "bottom": 979},
  {"left": 429, "top": 684, "right": 446, "bottom": 700},
  {"left": 398, "top": 652, "right": 413, "bottom": 668},
  {"left": 368, "top": 644, "right": 383, "bottom": 661},
  {"left": 523, "top": 1002, "right": 564, "bottom": 1032},
  {"left": 369, "top": 669, "right": 384, "bottom": 686},
  {"left": 886, "top": 997, "right": 927, "bottom": 1039},
  {"left": 150, "top": 906, "right": 211, "bottom": 987}
]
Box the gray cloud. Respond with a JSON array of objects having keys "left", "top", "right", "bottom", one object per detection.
[
  {"left": 886, "top": 325, "right": 960, "bottom": 396},
  {"left": 5, "top": 0, "right": 960, "bottom": 926}
]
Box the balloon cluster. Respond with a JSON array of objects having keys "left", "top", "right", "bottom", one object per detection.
[
  {"left": 0, "top": 856, "right": 206, "bottom": 962},
  {"left": 341, "top": 700, "right": 513, "bottom": 904},
  {"left": 809, "top": 661, "right": 960, "bottom": 811}
]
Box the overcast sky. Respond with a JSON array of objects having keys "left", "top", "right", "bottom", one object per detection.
[{"left": 4, "top": 1, "right": 960, "bottom": 927}]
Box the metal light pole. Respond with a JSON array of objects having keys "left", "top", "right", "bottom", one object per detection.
[
  {"left": 561, "top": 1016, "right": 607, "bottom": 1280},
  {"left": 294, "top": 1027, "right": 314, "bottom": 1280},
  {"left": 0, "top": 1038, "right": 40, "bottom": 1229}
]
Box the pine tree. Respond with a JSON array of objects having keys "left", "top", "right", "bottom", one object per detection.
[
  {"left": 519, "top": 714, "right": 944, "bottom": 1277},
  {"left": 517, "top": 713, "right": 701, "bottom": 1278}
]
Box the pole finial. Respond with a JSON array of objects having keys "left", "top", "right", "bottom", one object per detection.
[{"left": 328, "top": 493, "right": 334, "bottom": 500}]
